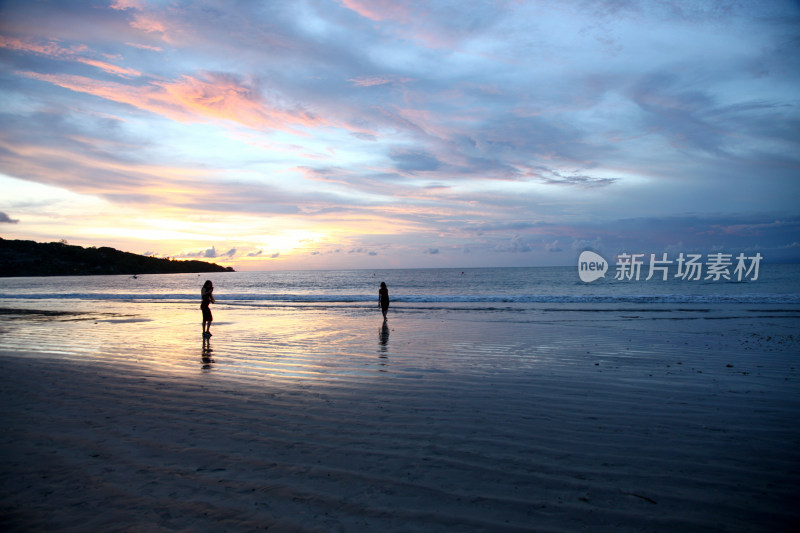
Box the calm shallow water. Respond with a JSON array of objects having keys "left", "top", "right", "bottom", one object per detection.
[
  {"left": 1, "top": 266, "right": 798, "bottom": 386},
  {"left": 1, "top": 265, "right": 798, "bottom": 306}
]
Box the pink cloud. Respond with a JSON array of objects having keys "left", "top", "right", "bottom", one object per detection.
[
  {"left": 129, "top": 13, "right": 169, "bottom": 36},
  {"left": 75, "top": 57, "right": 141, "bottom": 78},
  {"left": 0, "top": 36, "right": 140, "bottom": 78},
  {"left": 20, "top": 71, "right": 328, "bottom": 133},
  {"left": 339, "top": 0, "right": 412, "bottom": 22},
  {"left": 0, "top": 35, "right": 83, "bottom": 57},
  {"left": 338, "top": 1, "right": 468, "bottom": 49},
  {"left": 155, "top": 74, "right": 328, "bottom": 131},
  {"left": 110, "top": 0, "right": 144, "bottom": 9},
  {"left": 124, "top": 42, "right": 163, "bottom": 52},
  {"left": 109, "top": 0, "right": 175, "bottom": 43}
]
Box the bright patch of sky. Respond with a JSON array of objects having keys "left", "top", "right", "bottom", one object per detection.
[{"left": 1, "top": 0, "right": 798, "bottom": 269}]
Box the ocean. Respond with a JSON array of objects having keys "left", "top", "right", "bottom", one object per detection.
[
  {"left": 1, "top": 264, "right": 798, "bottom": 381},
  {"left": 1, "top": 264, "right": 798, "bottom": 310}
]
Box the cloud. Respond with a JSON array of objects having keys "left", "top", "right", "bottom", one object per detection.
[
  {"left": 0, "top": 212, "right": 20, "bottom": 223},
  {"left": 538, "top": 171, "right": 619, "bottom": 188},
  {"left": 109, "top": 0, "right": 174, "bottom": 42},
  {"left": 245, "top": 249, "right": 278, "bottom": 258},
  {"left": 572, "top": 238, "right": 604, "bottom": 253},
  {"left": 349, "top": 75, "right": 414, "bottom": 87},
  {"left": 124, "top": 42, "right": 163, "bottom": 52},
  {"left": 347, "top": 248, "right": 377, "bottom": 256},
  {"left": 338, "top": 0, "right": 411, "bottom": 23},
  {"left": 181, "top": 246, "right": 218, "bottom": 259},
  {"left": 711, "top": 220, "right": 788, "bottom": 236},
  {"left": 495, "top": 234, "right": 532, "bottom": 253},
  {"left": 0, "top": 0, "right": 797, "bottom": 268},
  {"left": 625, "top": 73, "right": 726, "bottom": 155},
  {"left": 465, "top": 221, "right": 543, "bottom": 233},
  {"left": 19, "top": 71, "right": 328, "bottom": 134},
  {"left": 0, "top": 36, "right": 141, "bottom": 78},
  {"left": 0, "top": 116, "right": 351, "bottom": 215},
  {"left": 110, "top": 0, "right": 144, "bottom": 10},
  {"left": 0, "top": 35, "right": 85, "bottom": 58},
  {"left": 389, "top": 149, "right": 441, "bottom": 172},
  {"left": 350, "top": 132, "right": 377, "bottom": 141},
  {"left": 337, "top": 0, "right": 505, "bottom": 49},
  {"left": 545, "top": 240, "right": 563, "bottom": 252}
]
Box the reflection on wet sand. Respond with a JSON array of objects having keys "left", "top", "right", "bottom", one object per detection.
[
  {"left": 202, "top": 337, "right": 215, "bottom": 371},
  {"left": 379, "top": 321, "right": 389, "bottom": 354},
  {"left": 3, "top": 303, "right": 799, "bottom": 533}
]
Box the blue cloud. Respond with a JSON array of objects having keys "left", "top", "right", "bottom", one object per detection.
[
  {"left": 0, "top": 0, "right": 797, "bottom": 267},
  {"left": 0, "top": 212, "right": 20, "bottom": 223}
]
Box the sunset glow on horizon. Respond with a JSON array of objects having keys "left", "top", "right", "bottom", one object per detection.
[{"left": 1, "top": 1, "right": 798, "bottom": 270}]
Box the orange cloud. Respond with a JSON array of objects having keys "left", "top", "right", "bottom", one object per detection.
[{"left": 20, "top": 71, "right": 329, "bottom": 133}]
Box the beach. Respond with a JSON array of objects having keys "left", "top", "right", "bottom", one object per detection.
[
  {"left": 1, "top": 267, "right": 799, "bottom": 532},
  {"left": 1, "top": 296, "right": 798, "bottom": 532}
]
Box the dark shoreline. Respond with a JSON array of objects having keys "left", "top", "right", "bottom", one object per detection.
[{"left": 0, "top": 238, "right": 234, "bottom": 277}]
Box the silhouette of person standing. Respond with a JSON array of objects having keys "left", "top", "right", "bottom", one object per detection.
[
  {"left": 378, "top": 281, "right": 390, "bottom": 321},
  {"left": 201, "top": 280, "right": 215, "bottom": 337}
]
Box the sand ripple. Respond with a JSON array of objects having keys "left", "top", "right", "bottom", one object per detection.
[{"left": 1, "top": 304, "right": 798, "bottom": 531}]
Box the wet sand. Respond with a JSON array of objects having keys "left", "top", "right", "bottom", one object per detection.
[{"left": 1, "top": 304, "right": 798, "bottom": 531}]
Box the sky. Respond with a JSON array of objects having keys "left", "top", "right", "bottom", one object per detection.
[{"left": 1, "top": 0, "right": 799, "bottom": 270}]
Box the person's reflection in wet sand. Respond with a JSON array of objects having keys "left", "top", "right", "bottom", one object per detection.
[
  {"left": 202, "top": 336, "right": 215, "bottom": 371},
  {"left": 379, "top": 321, "right": 390, "bottom": 357}
]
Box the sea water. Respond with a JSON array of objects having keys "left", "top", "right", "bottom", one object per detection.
[
  {"left": 1, "top": 265, "right": 798, "bottom": 384},
  {"left": 1, "top": 265, "right": 799, "bottom": 307}
]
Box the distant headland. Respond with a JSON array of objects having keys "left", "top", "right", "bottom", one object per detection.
[{"left": 0, "top": 238, "right": 235, "bottom": 277}]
